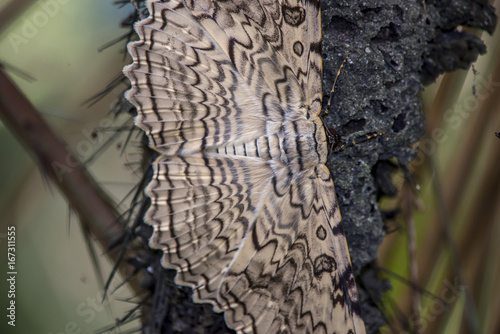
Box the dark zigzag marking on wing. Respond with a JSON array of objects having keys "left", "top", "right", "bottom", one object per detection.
[
  {"left": 339, "top": 264, "right": 364, "bottom": 319},
  {"left": 292, "top": 121, "right": 305, "bottom": 171},
  {"left": 239, "top": 235, "right": 322, "bottom": 332},
  {"left": 190, "top": 1, "right": 296, "bottom": 109},
  {"left": 312, "top": 121, "right": 322, "bottom": 162},
  {"left": 287, "top": 183, "right": 325, "bottom": 220},
  {"left": 139, "top": 6, "right": 250, "bottom": 154},
  {"left": 144, "top": 28, "right": 163, "bottom": 148},
  {"left": 167, "top": 159, "right": 254, "bottom": 282},
  {"left": 331, "top": 219, "right": 344, "bottom": 237}
]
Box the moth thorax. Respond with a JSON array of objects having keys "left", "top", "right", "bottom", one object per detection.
[{"left": 282, "top": 114, "right": 328, "bottom": 172}]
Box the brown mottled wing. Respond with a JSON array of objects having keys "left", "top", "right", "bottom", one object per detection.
[{"left": 124, "top": 0, "right": 365, "bottom": 333}]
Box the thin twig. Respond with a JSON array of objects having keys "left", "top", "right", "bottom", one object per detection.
[
  {"left": 0, "top": 67, "right": 141, "bottom": 294},
  {"left": 0, "top": 0, "right": 36, "bottom": 33}
]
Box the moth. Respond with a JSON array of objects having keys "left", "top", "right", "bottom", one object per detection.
[{"left": 124, "top": 0, "right": 366, "bottom": 333}]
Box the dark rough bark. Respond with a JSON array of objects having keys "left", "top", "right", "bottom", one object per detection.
[
  {"left": 118, "top": 0, "right": 496, "bottom": 333},
  {"left": 320, "top": 0, "right": 495, "bottom": 330}
]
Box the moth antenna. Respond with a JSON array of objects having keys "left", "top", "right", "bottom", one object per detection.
[{"left": 320, "top": 53, "right": 350, "bottom": 117}]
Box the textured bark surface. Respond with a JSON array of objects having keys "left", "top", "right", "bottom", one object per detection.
[{"left": 119, "top": 1, "right": 496, "bottom": 333}]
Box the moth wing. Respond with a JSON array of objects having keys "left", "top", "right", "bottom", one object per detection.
[
  {"left": 124, "top": 0, "right": 306, "bottom": 158},
  {"left": 124, "top": 0, "right": 365, "bottom": 333},
  {"left": 146, "top": 154, "right": 276, "bottom": 310},
  {"left": 220, "top": 165, "right": 366, "bottom": 333}
]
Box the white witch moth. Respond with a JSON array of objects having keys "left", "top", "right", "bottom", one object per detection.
[{"left": 124, "top": 0, "right": 366, "bottom": 333}]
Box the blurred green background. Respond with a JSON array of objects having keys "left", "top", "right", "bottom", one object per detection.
[
  {"left": 0, "top": 0, "right": 140, "bottom": 333},
  {"left": 0, "top": 1, "right": 499, "bottom": 334}
]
